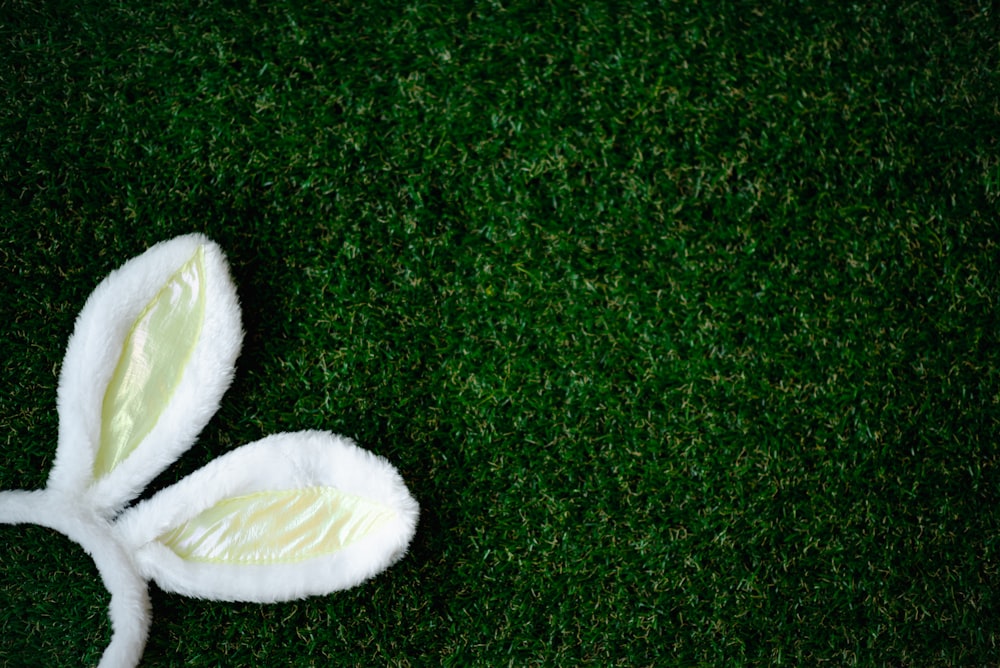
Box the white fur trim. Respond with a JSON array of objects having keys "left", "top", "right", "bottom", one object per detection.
[
  {"left": 0, "top": 490, "right": 151, "bottom": 668},
  {"left": 114, "top": 431, "right": 419, "bottom": 602},
  {"left": 49, "top": 234, "right": 243, "bottom": 517}
]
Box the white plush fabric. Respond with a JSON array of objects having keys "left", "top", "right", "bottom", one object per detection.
[
  {"left": 0, "top": 489, "right": 151, "bottom": 668},
  {"left": 0, "top": 235, "right": 419, "bottom": 667},
  {"left": 50, "top": 235, "right": 243, "bottom": 517},
  {"left": 115, "top": 431, "right": 419, "bottom": 601}
]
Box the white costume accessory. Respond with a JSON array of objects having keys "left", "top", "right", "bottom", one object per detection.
[{"left": 0, "top": 234, "right": 419, "bottom": 667}]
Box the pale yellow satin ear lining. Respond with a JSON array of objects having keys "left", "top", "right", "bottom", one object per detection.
[
  {"left": 157, "top": 486, "right": 397, "bottom": 564},
  {"left": 96, "top": 247, "right": 206, "bottom": 478}
]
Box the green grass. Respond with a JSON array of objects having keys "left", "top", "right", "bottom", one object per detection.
[{"left": 2, "top": 0, "right": 1000, "bottom": 665}]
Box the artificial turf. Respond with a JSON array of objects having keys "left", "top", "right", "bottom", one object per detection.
[{"left": 2, "top": 0, "right": 1000, "bottom": 665}]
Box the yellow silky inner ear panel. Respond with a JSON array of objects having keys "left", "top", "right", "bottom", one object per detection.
[
  {"left": 158, "top": 487, "right": 397, "bottom": 564},
  {"left": 95, "top": 247, "right": 206, "bottom": 478}
]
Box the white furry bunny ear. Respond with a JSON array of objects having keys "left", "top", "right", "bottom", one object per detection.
[
  {"left": 0, "top": 235, "right": 419, "bottom": 668},
  {"left": 115, "top": 431, "right": 419, "bottom": 602},
  {"left": 49, "top": 234, "right": 243, "bottom": 516}
]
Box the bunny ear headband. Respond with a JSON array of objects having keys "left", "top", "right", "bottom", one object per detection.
[{"left": 0, "top": 234, "right": 419, "bottom": 667}]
